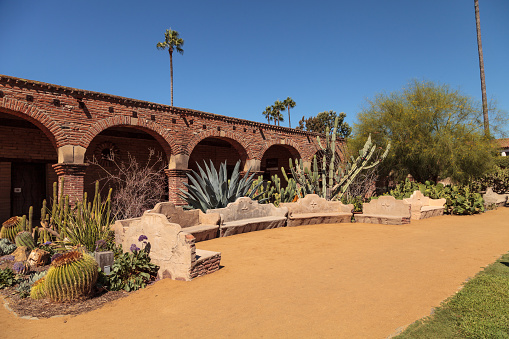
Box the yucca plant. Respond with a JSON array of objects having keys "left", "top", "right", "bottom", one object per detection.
[{"left": 179, "top": 160, "right": 264, "bottom": 212}]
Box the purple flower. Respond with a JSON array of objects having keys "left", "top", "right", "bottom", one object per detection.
[
  {"left": 130, "top": 244, "right": 140, "bottom": 252},
  {"left": 13, "top": 262, "right": 26, "bottom": 274},
  {"left": 2, "top": 255, "right": 15, "bottom": 262},
  {"left": 43, "top": 241, "right": 52, "bottom": 245},
  {"left": 138, "top": 235, "right": 148, "bottom": 242}
]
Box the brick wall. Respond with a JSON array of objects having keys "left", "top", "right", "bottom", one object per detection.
[{"left": 0, "top": 162, "right": 11, "bottom": 221}]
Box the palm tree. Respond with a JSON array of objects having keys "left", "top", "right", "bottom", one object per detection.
[
  {"left": 474, "top": 0, "right": 489, "bottom": 136},
  {"left": 283, "top": 97, "right": 296, "bottom": 128},
  {"left": 156, "top": 28, "right": 184, "bottom": 106},
  {"left": 273, "top": 100, "right": 285, "bottom": 126},
  {"left": 262, "top": 106, "right": 273, "bottom": 124}
]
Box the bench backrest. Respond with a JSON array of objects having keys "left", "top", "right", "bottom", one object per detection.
[
  {"left": 281, "top": 194, "right": 353, "bottom": 214},
  {"left": 150, "top": 202, "right": 220, "bottom": 228},
  {"left": 363, "top": 196, "right": 411, "bottom": 217},
  {"left": 207, "top": 197, "right": 288, "bottom": 223}
]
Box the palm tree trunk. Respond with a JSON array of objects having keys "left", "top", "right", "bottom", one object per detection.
[
  {"left": 475, "top": 0, "right": 489, "bottom": 136},
  {"left": 287, "top": 105, "right": 291, "bottom": 128},
  {"left": 169, "top": 50, "right": 174, "bottom": 106}
]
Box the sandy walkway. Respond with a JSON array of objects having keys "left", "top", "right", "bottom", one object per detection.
[{"left": 2, "top": 208, "right": 509, "bottom": 338}]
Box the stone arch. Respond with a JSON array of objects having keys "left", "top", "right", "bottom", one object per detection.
[
  {"left": 79, "top": 116, "right": 174, "bottom": 161},
  {"left": 0, "top": 96, "right": 65, "bottom": 149},
  {"left": 259, "top": 142, "right": 302, "bottom": 180},
  {"left": 187, "top": 132, "right": 251, "bottom": 176},
  {"left": 186, "top": 130, "right": 252, "bottom": 160},
  {"left": 257, "top": 138, "right": 303, "bottom": 161}
]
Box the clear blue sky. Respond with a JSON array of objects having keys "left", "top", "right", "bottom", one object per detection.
[{"left": 1, "top": 0, "right": 507, "bottom": 134}]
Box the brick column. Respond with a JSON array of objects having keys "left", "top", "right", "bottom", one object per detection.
[
  {"left": 165, "top": 169, "right": 189, "bottom": 206},
  {"left": 52, "top": 163, "right": 88, "bottom": 204}
]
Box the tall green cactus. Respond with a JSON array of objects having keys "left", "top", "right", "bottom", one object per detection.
[
  {"left": 42, "top": 251, "right": 98, "bottom": 302},
  {"left": 288, "top": 116, "right": 390, "bottom": 201}
]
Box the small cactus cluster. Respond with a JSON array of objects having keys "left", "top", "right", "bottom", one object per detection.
[{"left": 30, "top": 251, "right": 99, "bottom": 302}]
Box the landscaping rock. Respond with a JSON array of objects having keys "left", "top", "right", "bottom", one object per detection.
[
  {"left": 12, "top": 246, "right": 29, "bottom": 261},
  {"left": 27, "top": 248, "right": 50, "bottom": 267}
]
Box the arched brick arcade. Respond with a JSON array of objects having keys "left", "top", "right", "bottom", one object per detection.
[{"left": 0, "top": 74, "right": 326, "bottom": 220}]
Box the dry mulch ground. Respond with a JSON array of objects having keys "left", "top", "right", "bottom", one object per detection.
[{"left": 0, "top": 258, "right": 128, "bottom": 319}]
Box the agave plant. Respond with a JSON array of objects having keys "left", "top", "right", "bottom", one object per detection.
[{"left": 179, "top": 160, "right": 263, "bottom": 212}]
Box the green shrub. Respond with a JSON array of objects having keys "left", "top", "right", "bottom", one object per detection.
[{"left": 0, "top": 268, "right": 19, "bottom": 289}]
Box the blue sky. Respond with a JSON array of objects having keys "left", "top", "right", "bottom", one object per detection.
[{"left": 0, "top": 0, "right": 507, "bottom": 133}]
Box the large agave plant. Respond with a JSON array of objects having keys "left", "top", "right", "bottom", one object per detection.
[{"left": 179, "top": 160, "right": 263, "bottom": 212}]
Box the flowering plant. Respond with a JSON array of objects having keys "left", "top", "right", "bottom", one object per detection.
[{"left": 108, "top": 235, "right": 159, "bottom": 292}]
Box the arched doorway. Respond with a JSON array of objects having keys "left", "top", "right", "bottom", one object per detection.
[
  {"left": 188, "top": 137, "right": 247, "bottom": 177},
  {"left": 84, "top": 126, "right": 170, "bottom": 214},
  {"left": 261, "top": 144, "right": 300, "bottom": 181},
  {"left": 0, "top": 111, "right": 58, "bottom": 221}
]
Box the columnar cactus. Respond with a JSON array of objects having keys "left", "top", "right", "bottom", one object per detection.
[
  {"left": 0, "top": 216, "right": 21, "bottom": 242},
  {"left": 15, "top": 231, "right": 36, "bottom": 250},
  {"left": 288, "top": 116, "right": 390, "bottom": 201},
  {"left": 43, "top": 251, "right": 99, "bottom": 302}
]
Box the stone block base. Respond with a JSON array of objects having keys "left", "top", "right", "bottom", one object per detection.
[
  {"left": 355, "top": 215, "right": 411, "bottom": 225},
  {"left": 287, "top": 213, "right": 352, "bottom": 227},
  {"left": 190, "top": 249, "right": 221, "bottom": 279}
]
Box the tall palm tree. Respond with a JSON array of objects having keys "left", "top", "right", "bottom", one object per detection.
[
  {"left": 262, "top": 106, "right": 273, "bottom": 124},
  {"left": 156, "top": 28, "right": 184, "bottom": 106},
  {"left": 474, "top": 0, "right": 489, "bottom": 136},
  {"left": 283, "top": 97, "right": 296, "bottom": 128},
  {"left": 273, "top": 100, "right": 285, "bottom": 126}
]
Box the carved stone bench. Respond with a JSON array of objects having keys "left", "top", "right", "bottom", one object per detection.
[
  {"left": 281, "top": 194, "right": 353, "bottom": 227},
  {"left": 207, "top": 197, "right": 288, "bottom": 237},
  {"left": 355, "top": 195, "right": 411, "bottom": 225},
  {"left": 150, "top": 202, "right": 220, "bottom": 242},
  {"left": 483, "top": 187, "right": 509, "bottom": 207},
  {"left": 403, "top": 190, "right": 446, "bottom": 220},
  {"left": 113, "top": 211, "right": 221, "bottom": 281}
]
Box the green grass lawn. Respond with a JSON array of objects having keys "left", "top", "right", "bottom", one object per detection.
[{"left": 396, "top": 252, "right": 509, "bottom": 338}]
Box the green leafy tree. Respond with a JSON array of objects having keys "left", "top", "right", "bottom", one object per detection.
[
  {"left": 297, "top": 110, "right": 351, "bottom": 138},
  {"left": 351, "top": 80, "right": 498, "bottom": 184},
  {"left": 156, "top": 28, "right": 184, "bottom": 106},
  {"left": 283, "top": 97, "right": 296, "bottom": 128}
]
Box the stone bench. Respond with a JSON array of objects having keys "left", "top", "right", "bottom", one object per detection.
[
  {"left": 113, "top": 211, "right": 221, "bottom": 281},
  {"left": 207, "top": 197, "right": 288, "bottom": 237},
  {"left": 355, "top": 195, "right": 411, "bottom": 225},
  {"left": 483, "top": 187, "right": 509, "bottom": 207},
  {"left": 403, "top": 190, "right": 446, "bottom": 220},
  {"left": 150, "top": 202, "right": 220, "bottom": 242},
  {"left": 281, "top": 194, "right": 353, "bottom": 227}
]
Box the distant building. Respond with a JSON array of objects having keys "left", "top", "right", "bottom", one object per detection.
[{"left": 498, "top": 138, "right": 509, "bottom": 156}]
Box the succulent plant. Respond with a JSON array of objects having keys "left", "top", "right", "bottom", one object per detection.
[
  {"left": 0, "top": 216, "right": 21, "bottom": 242},
  {"left": 30, "top": 277, "right": 46, "bottom": 300},
  {"left": 15, "top": 231, "right": 35, "bottom": 251},
  {"left": 18, "top": 270, "right": 47, "bottom": 298},
  {"left": 43, "top": 251, "right": 98, "bottom": 302},
  {"left": 179, "top": 160, "right": 264, "bottom": 212},
  {"left": 0, "top": 238, "right": 17, "bottom": 256}
]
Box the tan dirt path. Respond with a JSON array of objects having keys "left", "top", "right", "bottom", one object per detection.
[{"left": 2, "top": 208, "right": 509, "bottom": 338}]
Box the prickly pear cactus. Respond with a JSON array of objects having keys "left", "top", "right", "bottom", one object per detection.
[
  {"left": 15, "top": 231, "right": 36, "bottom": 251},
  {"left": 44, "top": 251, "right": 99, "bottom": 302},
  {"left": 0, "top": 216, "right": 21, "bottom": 242}
]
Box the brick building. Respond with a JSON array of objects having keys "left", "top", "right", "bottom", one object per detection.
[{"left": 0, "top": 74, "right": 331, "bottom": 221}]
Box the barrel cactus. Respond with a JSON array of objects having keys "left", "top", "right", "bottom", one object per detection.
[
  {"left": 43, "top": 251, "right": 98, "bottom": 302},
  {"left": 30, "top": 277, "right": 46, "bottom": 300},
  {"left": 15, "top": 231, "right": 35, "bottom": 251},
  {"left": 1, "top": 217, "right": 21, "bottom": 242}
]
